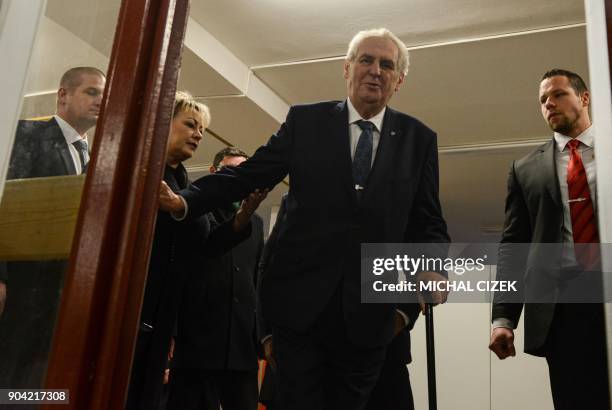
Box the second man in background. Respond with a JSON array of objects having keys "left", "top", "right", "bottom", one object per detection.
[{"left": 168, "top": 147, "right": 264, "bottom": 410}]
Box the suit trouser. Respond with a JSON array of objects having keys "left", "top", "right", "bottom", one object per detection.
[
  {"left": 262, "top": 332, "right": 413, "bottom": 410},
  {"left": 544, "top": 303, "right": 609, "bottom": 410},
  {"left": 166, "top": 368, "right": 258, "bottom": 410},
  {"left": 365, "top": 333, "right": 414, "bottom": 410},
  {"left": 272, "top": 289, "right": 386, "bottom": 410}
]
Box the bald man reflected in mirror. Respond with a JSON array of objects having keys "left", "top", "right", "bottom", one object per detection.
[{"left": 0, "top": 67, "right": 105, "bottom": 388}]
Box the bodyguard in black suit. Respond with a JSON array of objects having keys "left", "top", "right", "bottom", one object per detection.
[
  {"left": 490, "top": 69, "right": 609, "bottom": 409},
  {"left": 160, "top": 28, "right": 450, "bottom": 410},
  {"left": 169, "top": 148, "right": 265, "bottom": 410},
  {"left": 0, "top": 67, "right": 105, "bottom": 388}
]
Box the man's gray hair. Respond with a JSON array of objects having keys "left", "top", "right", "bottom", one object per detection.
[{"left": 346, "top": 28, "right": 409, "bottom": 76}]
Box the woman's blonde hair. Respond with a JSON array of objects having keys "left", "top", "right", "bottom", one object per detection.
[{"left": 173, "top": 91, "right": 211, "bottom": 128}]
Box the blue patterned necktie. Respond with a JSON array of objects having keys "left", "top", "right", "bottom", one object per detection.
[
  {"left": 72, "top": 139, "right": 89, "bottom": 173},
  {"left": 353, "top": 120, "right": 374, "bottom": 190}
]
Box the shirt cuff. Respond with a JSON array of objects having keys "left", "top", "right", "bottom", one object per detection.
[
  {"left": 170, "top": 196, "right": 188, "bottom": 221},
  {"left": 261, "top": 334, "right": 272, "bottom": 345},
  {"left": 492, "top": 318, "right": 515, "bottom": 329},
  {"left": 395, "top": 309, "right": 410, "bottom": 328}
]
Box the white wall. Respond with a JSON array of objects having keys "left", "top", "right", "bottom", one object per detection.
[{"left": 409, "top": 267, "right": 554, "bottom": 409}]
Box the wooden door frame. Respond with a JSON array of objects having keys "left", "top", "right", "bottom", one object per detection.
[{"left": 43, "top": 0, "right": 190, "bottom": 408}]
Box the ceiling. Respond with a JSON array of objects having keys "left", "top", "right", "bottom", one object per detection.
[
  {"left": 20, "top": 0, "right": 590, "bottom": 239},
  {"left": 189, "top": 0, "right": 584, "bottom": 66}
]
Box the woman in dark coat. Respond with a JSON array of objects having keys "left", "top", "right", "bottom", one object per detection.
[{"left": 126, "top": 92, "right": 258, "bottom": 409}]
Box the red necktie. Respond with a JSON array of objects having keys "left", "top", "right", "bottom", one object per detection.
[{"left": 566, "top": 139, "right": 599, "bottom": 268}]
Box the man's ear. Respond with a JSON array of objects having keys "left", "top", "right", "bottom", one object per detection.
[
  {"left": 209, "top": 166, "right": 217, "bottom": 174},
  {"left": 343, "top": 60, "right": 350, "bottom": 80},
  {"left": 395, "top": 73, "right": 405, "bottom": 92},
  {"left": 57, "top": 87, "right": 68, "bottom": 106},
  {"left": 581, "top": 90, "right": 590, "bottom": 108}
]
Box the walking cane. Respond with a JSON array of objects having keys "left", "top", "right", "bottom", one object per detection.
[{"left": 425, "top": 303, "right": 437, "bottom": 410}]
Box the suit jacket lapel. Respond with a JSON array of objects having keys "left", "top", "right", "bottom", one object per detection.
[
  {"left": 48, "top": 118, "right": 77, "bottom": 175},
  {"left": 364, "top": 107, "right": 402, "bottom": 200},
  {"left": 328, "top": 101, "right": 357, "bottom": 202},
  {"left": 538, "top": 139, "right": 562, "bottom": 210}
]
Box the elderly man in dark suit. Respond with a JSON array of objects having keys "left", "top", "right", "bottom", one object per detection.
[
  {"left": 490, "top": 69, "right": 609, "bottom": 409},
  {"left": 160, "top": 28, "right": 450, "bottom": 410},
  {"left": 0, "top": 66, "right": 105, "bottom": 388}
]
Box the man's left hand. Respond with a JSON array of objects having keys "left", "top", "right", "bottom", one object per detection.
[
  {"left": 393, "top": 310, "right": 407, "bottom": 336},
  {"left": 416, "top": 271, "right": 449, "bottom": 313},
  {"left": 233, "top": 189, "right": 268, "bottom": 231},
  {"left": 263, "top": 337, "right": 277, "bottom": 370}
]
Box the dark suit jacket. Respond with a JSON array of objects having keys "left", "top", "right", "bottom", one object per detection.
[
  {"left": 8, "top": 118, "right": 78, "bottom": 178},
  {"left": 181, "top": 100, "right": 449, "bottom": 348},
  {"left": 173, "top": 210, "right": 263, "bottom": 372},
  {"left": 258, "top": 194, "right": 417, "bottom": 357},
  {"left": 492, "top": 139, "right": 571, "bottom": 356}
]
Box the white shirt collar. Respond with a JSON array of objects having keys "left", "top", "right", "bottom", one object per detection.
[
  {"left": 554, "top": 124, "right": 595, "bottom": 152},
  {"left": 346, "top": 98, "right": 386, "bottom": 132},
  {"left": 54, "top": 115, "right": 88, "bottom": 144}
]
